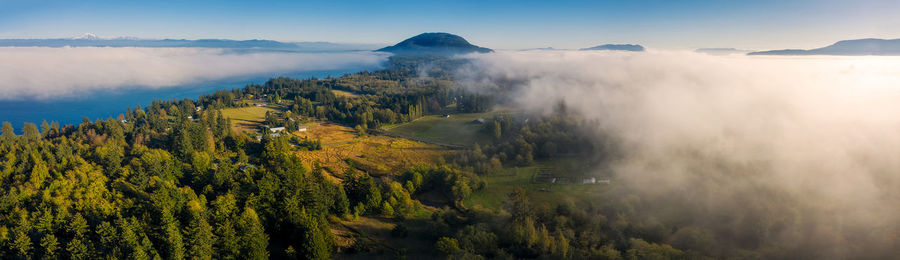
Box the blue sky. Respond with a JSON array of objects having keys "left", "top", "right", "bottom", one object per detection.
[{"left": 1, "top": 0, "right": 898, "bottom": 50}]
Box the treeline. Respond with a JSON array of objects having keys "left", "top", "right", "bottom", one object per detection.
[
  {"left": 449, "top": 113, "right": 602, "bottom": 175},
  {"left": 423, "top": 186, "right": 691, "bottom": 259}
]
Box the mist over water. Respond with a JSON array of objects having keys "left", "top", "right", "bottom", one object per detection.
[
  {"left": 0, "top": 47, "right": 388, "bottom": 99},
  {"left": 460, "top": 50, "right": 900, "bottom": 258},
  {"left": 0, "top": 47, "right": 387, "bottom": 131}
]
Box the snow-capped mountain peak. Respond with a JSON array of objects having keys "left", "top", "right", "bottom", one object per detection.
[{"left": 73, "top": 33, "right": 100, "bottom": 40}]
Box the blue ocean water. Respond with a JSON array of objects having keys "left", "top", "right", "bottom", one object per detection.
[{"left": 0, "top": 67, "right": 371, "bottom": 133}]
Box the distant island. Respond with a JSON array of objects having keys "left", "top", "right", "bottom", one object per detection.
[
  {"left": 695, "top": 48, "right": 749, "bottom": 55},
  {"left": 0, "top": 33, "right": 381, "bottom": 52},
  {"left": 376, "top": 32, "right": 493, "bottom": 54},
  {"left": 580, "top": 44, "right": 645, "bottom": 52},
  {"left": 749, "top": 38, "right": 900, "bottom": 55}
]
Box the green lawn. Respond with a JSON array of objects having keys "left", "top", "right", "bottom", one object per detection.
[
  {"left": 465, "top": 158, "right": 612, "bottom": 210},
  {"left": 385, "top": 112, "right": 496, "bottom": 146}
]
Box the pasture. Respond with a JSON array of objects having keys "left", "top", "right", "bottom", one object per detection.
[
  {"left": 331, "top": 89, "right": 361, "bottom": 98},
  {"left": 295, "top": 127, "right": 452, "bottom": 179},
  {"left": 384, "top": 112, "right": 496, "bottom": 147},
  {"left": 292, "top": 122, "right": 361, "bottom": 145},
  {"left": 220, "top": 105, "right": 282, "bottom": 134},
  {"left": 464, "top": 157, "right": 612, "bottom": 210}
]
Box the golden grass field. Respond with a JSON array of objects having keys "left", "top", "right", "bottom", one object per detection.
[
  {"left": 293, "top": 123, "right": 452, "bottom": 179},
  {"left": 220, "top": 105, "right": 281, "bottom": 134},
  {"left": 331, "top": 89, "right": 361, "bottom": 98},
  {"left": 292, "top": 122, "right": 360, "bottom": 145},
  {"left": 297, "top": 135, "right": 451, "bottom": 179},
  {"left": 219, "top": 106, "right": 451, "bottom": 181}
]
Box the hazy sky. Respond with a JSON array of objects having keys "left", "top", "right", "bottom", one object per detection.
[{"left": 1, "top": 0, "right": 899, "bottom": 50}]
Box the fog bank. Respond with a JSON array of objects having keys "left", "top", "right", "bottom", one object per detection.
[
  {"left": 461, "top": 50, "right": 900, "bottom": 258},
  {"left": 0, "top": 47, "right": 387, "bottom": 99}
]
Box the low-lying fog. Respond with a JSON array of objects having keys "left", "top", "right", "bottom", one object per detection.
[
  {"left": 0, "top": 47, "right": 388, "bottom": 99},
  {"left": 461, "top": 50, "right": 900, "bottom": 258}
]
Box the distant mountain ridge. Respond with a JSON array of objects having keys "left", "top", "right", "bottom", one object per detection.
[
  {"left": 581, "top": 44, "right": 645, "bottom": 52},
  {"left": 749, "top": 38, "right": 900, "bottom": 56},
  {"left": 0, "top": 35, "right": 381, "bottom": 52},
  {"left": 376, "top": 33, "right": 492, "bottom": 54}
]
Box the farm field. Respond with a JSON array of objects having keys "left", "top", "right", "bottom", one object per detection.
[
  {"left": 295, "top": 128, "right": 453, "bottom": 179},
  {"left": 292, "top": 122, "right": 361, "bottom": 145},
  {"left": 220, "top": 105, "right": 282, "bottom": 134},
  {"left": 331, "top": 89, "right": 361, "bottom": 98},
  {"left": 464, "top": 157, "right": 612, "bottom": 210},
  {"left": 384, "top": 112, "right": 497, "bottom": 147}
]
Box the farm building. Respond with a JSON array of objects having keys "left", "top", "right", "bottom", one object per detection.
[
  {"left": 298, "top": 125, "right": 308, "bottom": 132},
  {"left": 582, "top": 178, "right": 611, "bottom": 184},
  {"left": 269, "top": 127, "right": 286, "bottom": 132},
  {"left": 256, "top": 132, "right": 282, "bottom": 141}
]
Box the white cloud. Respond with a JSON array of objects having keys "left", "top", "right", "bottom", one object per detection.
[
  {"left": 0, "top": 47, "right": 387, "bottom": 99},
  {"left": 461, "top": 50, "right": 900, "bottom": 257}
]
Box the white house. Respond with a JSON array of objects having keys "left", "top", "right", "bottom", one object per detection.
[
  {"left": 298, "top": 125, "right": 308, "bottom": 132},
  {"left": 269, "top": 127, "right": 286, "bottom": 132}
]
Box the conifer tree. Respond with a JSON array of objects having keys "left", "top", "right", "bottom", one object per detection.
[
  {"left": 237, "top": 207, "right": 268, "bottom": 260},
  {"left": 186, "top": 210, "right": 215, "bottom": 260}
]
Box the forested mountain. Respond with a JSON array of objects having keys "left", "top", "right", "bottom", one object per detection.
[
  {"left": 749, "top": 38, "right": 900, "bottom": 55},
  {"left": 376, "top": 33, "right": 493, "bottom": 54}
]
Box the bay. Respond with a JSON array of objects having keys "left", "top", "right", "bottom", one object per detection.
[{"left": 0, "top": 67, "right": 373, "bottom": 133}]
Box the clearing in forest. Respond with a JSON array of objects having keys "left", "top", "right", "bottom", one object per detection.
[
  {"left": 292, "top": 122, "right": 361, "bottom": 145},
  {"left": 464, "top": 157, "right": 612, "bottom": 210},
  {"left": 332, "top": 215, "right": 438, "bottom": 259},
  {"left": 220, "top": 105, "right": 282, "bottom": 134},
  {"left": 331, "top": 89, "right": 361, "bottom": 98},
  {"left": 295, "top": 128, "right": 452, "bottom": 179},
  {"left": 384, "top": 112, "right": 496, "bottom": 147}
]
